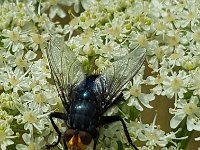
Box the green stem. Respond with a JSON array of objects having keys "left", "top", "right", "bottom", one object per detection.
[
  {"left": 117, "top": 141, "right": 124, "bottom": 150},
  {"left": 181, "top": 129, "right": 194, "bottom": 150},
  {"left": 87, "top": 55, "right": 97, "bottom": 74}
]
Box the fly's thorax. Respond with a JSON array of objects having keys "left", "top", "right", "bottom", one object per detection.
[{"left": 72, "top": 75, "right": 99, "bottom": 102}]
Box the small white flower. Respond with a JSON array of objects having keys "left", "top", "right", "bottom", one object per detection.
[
  {"left": 14, "top": 49, "right": 37, "bottom": 69},
  {"left": 0, "top": 4, "right": 13, "bottom": 30},
  {"left": 99, "top": 40, "right": 128, "bottom": 58},
  {"left": 30, "top": 58, "right": 51, "bottom": 82},
  {"left": 130, "top": 32, "right": 149, "bottom": 49},
  {"left": 1, "top": 27, "right": 28, "bottom": 52},
  {"left": 0, "top": 92, "right": 18, "bottom": 110},
  {"left": 138, "top": 115, "right": 184, "bottom": 148},
  {"left": 181, "top": 54, "right": 197, "bottom": 71},
  {"left": 124, "top": 76, "right": 155, "bottom": 111},
  {"left": 0, "top": 66, "right": 31, "bottom": 92},
  {"left": 167, "top": 45, "right": 185, "bottom": 67},
  {"left": 170, "top": 96, "right": 200, "bottom": 131},
  {"left": 95, "top": 56, "right": 112, "bottom": 72},
  {"left": 138, "top": 115, "right": 168, "bottom": 147},
  {"left": 42, "top": 0, "right": 66, "bottom": 19},
  {"left": 147, "top": 41, "right": 166, "bottom": 70},
  {"left": 97, "top": 122, "right": 122, "bottom": 149},
  {"left": 0, "top": 121, "right": 17, "bottom": 150},
  {"left": 66, "top": 0, "right": 95, "bottom": 13},
  {"left": 146, "top": 67, "right": 169, "bottom": 95},
  {"left": 16, "top": 133, "right": 45, "bottom": 150},
  {"left": 162, "top": 70, "right": 189, "bottom": 102},
  {"left": 28, "top": 33, "right": 49, "bottom": 51},
  {"left": 14, "top": 102, "right": 48, "bottom": 132}
]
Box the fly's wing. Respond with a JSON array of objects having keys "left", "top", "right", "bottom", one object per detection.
[
  {"left": 95, "top": 46, "right": 146, "bottom": 114},
  {"left": 47, "top": 36, "right": 85, "bottom": 111}
]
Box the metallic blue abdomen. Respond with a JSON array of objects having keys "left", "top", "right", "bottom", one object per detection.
[{"left": 69, "top": 101, "right": 97, "bottom": 132}]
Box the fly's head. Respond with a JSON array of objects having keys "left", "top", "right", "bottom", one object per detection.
[{"left": 64, "top": 129, "right": 93, "bottom": 150}]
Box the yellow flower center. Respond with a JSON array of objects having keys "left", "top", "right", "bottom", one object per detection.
[
  {"left": 168, "top": 35, "right": 180, "bottom": 46},
  {"left": 130, "top": 86, "right": 140, "bottom": 97},
  {"left": 155, "top": 75, "right": 164, "bottom": 84},
  {"left": 187, "top": 11, "right": 197, "bottom": 20},
  {"left": 165, "top": 12, "right": 175, "bottom": 22},
  {"left": 170, "top": 52, "right": 181, "bottom": 60},
  {"left": 15, "top": 57, "right": 28, "bottom": 68},
  {"left": 184, "top": 103, "right": 198, "bottom": 116},
  {"left": 8, "top": 31, "right": 20, "bottom": 43},
  {"left": 32, "top": 34, "right": 43, "bottom": 45},
  {"left": 23, "top": 111, "right": 37, "bottom": 123},
  {"left": 9, "top": 76, "right": 19, "bottom": 86},
  {"left": 0, "top": 127, "right": 6, "bottom": 142},
  {"left": 137, "top": 35, "right": 148, "bottom": 48},
  {"left": 27, "top": 143, "right": 40, "bottom": 150},
  {"left": 146, "top": 131, "right": 159, "bottom": 141},
  {"left": 35, "top": 92, "right": 46, "bottom": 104},
  {"left": 171, "top": 78, "right": 183, "bottom": 91},
  {"left": 156, "top": 22, "right": 167, "bottom": 31},
  {"left": 155, "top": 47, "right": 164, "bottom": 60}
]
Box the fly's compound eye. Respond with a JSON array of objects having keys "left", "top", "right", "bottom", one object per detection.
[
  {"left": 78, "top": 131, "right": 92, "bottom": 145},
  {"left": 64, "top": 129, "right": 74, "bottom": 142},
  {"left": 64, "top": 129, "right": 92, "bottom": 150}
]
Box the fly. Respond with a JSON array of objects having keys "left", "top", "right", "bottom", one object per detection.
[{"left": 46, "top": 35, "right": 146, "bottom": 150}]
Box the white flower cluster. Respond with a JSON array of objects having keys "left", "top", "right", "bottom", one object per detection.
[
  {"left": 0, "top": 0, "right": 199, "bottom": 149},
  {"left": 0, "top": 1, "right": 64, "bottom": 150}
]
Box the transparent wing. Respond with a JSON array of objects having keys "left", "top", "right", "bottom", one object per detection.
[
  {"left": 95, "top": 46, "right": 146, "bottom": 114},
  {"left": 47, "top": 36, "right": 85, "bottom": 110}
]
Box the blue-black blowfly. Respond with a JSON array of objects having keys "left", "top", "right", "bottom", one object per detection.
[{"left": 46, "top": 35, "right": 146, "bottom": 150}]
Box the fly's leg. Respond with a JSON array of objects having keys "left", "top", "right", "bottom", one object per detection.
[
  {"left": 93, "top": 131, "right": 99, "bottom": 150},
  {"left": 46, "top": 112, "right": 67, "bottom": 149},
  {"left": 63, "top": 138, "right": 68, "bottom": 150},
  {"left": 99, "top": 116, "right": 139, "bottom": 150}
]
